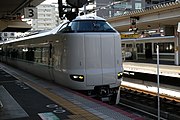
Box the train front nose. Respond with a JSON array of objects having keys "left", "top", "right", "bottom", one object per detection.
[{"left": 84, "top": 33, "right": 122, "bottom": 86}]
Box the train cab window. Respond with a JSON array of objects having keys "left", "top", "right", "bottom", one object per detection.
[{"left": 62, "top": 20, "right": 116, "bottom": 33}]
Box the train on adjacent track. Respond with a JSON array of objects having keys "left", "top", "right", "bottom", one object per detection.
[
  {"left": 0, "top": 15, "right": 123, "bottom": 96},
  {"left": 121, "top": 36, "right": 176, "bottom": 62}
]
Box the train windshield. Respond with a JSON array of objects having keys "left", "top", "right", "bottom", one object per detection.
[{"left": 60, "top": 20, "right": 116, "bottom": 33}]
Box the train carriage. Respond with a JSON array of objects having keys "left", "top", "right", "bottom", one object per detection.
[
  {"left": 0, "top": 15, "right": 123, "bottom": 96},
  {"left": 121, "top": 36, "right": 176, "bottom": 63}
]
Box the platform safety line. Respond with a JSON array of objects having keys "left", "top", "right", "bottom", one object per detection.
[{"left": 1, "top": 66, "right": 102, "bottom": 120}]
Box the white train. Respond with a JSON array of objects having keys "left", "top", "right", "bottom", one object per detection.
[{"left": 0, "top": 15, "right": 123, "bottom": 96}]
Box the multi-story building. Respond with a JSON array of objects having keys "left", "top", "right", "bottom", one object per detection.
[{"left": 31, "top": 4, "right": 60, "bottom": 31}]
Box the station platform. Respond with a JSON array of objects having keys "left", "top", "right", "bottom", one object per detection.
[
  {"left": 123, "top": 61, "right": 180, "bottom": 99},
  {"left": 0, "top": 63, "right": 144, "bottom": 120},
  {"left": 123, "top": 61, "right": 180, "bottom": 78}
]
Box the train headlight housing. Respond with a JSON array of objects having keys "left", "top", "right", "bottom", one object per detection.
[
  {"left": 117, "top": 72, "right": 123, "bottom": 79},
  {"left": 70, "top": 75, "right": 84, "bottom": 82}
]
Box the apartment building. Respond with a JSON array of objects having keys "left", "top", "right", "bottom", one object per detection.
[{"left": 31, "top": 4, "right": 60, "bottom": 31}]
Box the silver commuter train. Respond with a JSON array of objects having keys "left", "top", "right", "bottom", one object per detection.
[{"left": 0, "top": 15, "right": 123, "bottom": 95}]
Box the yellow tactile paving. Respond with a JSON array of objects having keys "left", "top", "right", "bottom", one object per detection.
[
  {"left": 2, "top": 67, "right": 102, "bottom": 120},
  {"left": 27, "top": 82, "right": 101, "bottom": 119},
  {"left": 67, "top": 115, "right": 101, "bottom": 120},
  {"left": 68, "top": 115, "right": 86, "bottom": 119}
]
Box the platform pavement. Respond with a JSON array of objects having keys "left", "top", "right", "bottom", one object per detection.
[
  {"left": 0, "top": 63, "right": 144, "bottom": 120},
  {"left": 0, "top": 67, "right": 74, "bottom": 120}
]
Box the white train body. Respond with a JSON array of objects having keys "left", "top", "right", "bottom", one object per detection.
[{"left": 0, "top": 15, "right": 123, "bottom": 92}]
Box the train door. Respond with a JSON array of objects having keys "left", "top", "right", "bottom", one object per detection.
[{"left": 145, "top": 43, "right": 152, "bottom": 59}]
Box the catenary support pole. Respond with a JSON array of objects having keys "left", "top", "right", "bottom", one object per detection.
[{"left": 157, "top": 44, "right": 160, "bottom": 120}]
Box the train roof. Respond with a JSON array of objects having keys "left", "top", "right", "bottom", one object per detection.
[
  {"left": 0, "top": 16, "right": 106, "bottom": 45},
  {"left": 73, "top": 15, "right": 106, "bottom": 21}
]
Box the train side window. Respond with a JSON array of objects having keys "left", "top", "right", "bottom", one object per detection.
[
  {"left": 42, "top": 47, "right": 49, "bottom": 65},
  {"left": 154, "top": 42, "right": 174, "bottom": 53},
  {"left": 136, "top": 43, "right": 143, "bottom": 53},
  {"left": 121, "top": 43, "right": 125, "bottom": 48},
  {"left": 34, "top": 47, "right": 42, "bottom": 63},
  {"left": 125, "top": 44, "right": 133, "bottom": 54},
  {"left": 126, "top": 44, "right": 132, "bottom": 48},
  {"left": 58, "top": 22, "right": 70, "bottom": 33},
  {"left": 25, "top": 48, "right": 34, "bottom": 61}
]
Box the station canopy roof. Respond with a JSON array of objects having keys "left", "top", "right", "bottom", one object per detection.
[{"left": 0, "top": 0, "right": 45, "bottom": 32}]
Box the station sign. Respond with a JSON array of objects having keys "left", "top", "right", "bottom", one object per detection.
[
  {"left": 121, "top": 34, "right": 140, "bottom": 39},
  {"left": 24, "top": 7, "right": 37, "bottom": 19}
]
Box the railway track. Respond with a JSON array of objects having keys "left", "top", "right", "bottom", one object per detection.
[
  {"left": 118, "top": 84, "right": 180, "bottom": 120},
  {"left": 79, "top": 74, "right": 180, "bottom": 120}
]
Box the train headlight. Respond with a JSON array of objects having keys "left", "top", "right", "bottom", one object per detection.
[
  {"left": 79, "top": 76, "right": 84, "bottom": 79},
  {"left": 117, "top": 72, "right": 123, "bottom": 79},
  {"left": 70, "top": 75, "right": 84, "bottom": 82},
  {"left": 73, "top": 76, "right": 78, "bottom": 79}
]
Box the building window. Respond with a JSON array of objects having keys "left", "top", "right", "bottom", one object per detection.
[
  {"left": 11, "top": 33, "right": 14, "bottom": 36},
  {"left": 135, "top": 3, "right": 142, "bottom": 9},
  {"left": 154, "top": 42, "right": 174, "bottom": 53},
  {"left": 136, "top": 43, "right": 143, "bottom": 53},
  {"left": 4, "top": 33, "right": 8, "bottom": 36},
  {"left": 152, "top": 1, "right": 160, "bottom": 4}
]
